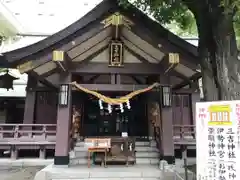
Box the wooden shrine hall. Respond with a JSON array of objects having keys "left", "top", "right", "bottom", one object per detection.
[{"left": 0, "top": 0, "right": 201, "bottom": 166}]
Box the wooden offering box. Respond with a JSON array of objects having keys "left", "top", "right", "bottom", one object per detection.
[{"left": 94, "top": 137, "right": 136, "bottom": 166}]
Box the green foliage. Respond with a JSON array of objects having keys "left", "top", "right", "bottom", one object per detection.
[{"left": 119, "top": 0, "right": 240, "bottom": 48}]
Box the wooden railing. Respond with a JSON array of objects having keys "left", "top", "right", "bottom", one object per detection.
[
  {"left": 0, "top": 124, "right": 57, "bottom": 159},
  {"left": 173, "top": 125, "right": 196, "bottom": 145},
  {"left": 0, "top": 124, "right": 57, "bottom": 140},
  {"left": 173, "top": 125, "right": 195, "bottom": 139}
]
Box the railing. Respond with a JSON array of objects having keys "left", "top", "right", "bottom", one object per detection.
[
  {"left": 0, "top": 124, "right": 57, "bottom": 141},
  {"left": 173, "top": 125, "right": 196, "bottom": 142},
  {"left": 0, "top": 124, "right": 57, "bottom": 159}
]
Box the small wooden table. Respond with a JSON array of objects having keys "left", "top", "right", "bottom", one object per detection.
[{"left": 88, "top": 147, "right": 108, "bottom": 168}]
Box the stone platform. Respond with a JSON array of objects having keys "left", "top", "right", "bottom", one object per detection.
[{"left": 34, "top": 164, "right": 178, "bottom": 180}]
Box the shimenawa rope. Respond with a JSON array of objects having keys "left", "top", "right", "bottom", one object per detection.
[{"left": 71, "top": 81, "right": 160, "bottom": 105}]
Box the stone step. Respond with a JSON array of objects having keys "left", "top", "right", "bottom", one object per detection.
[
  {"left": 75, "top": 141, "right": 157, "bottom": 148},
  {"left": 73, "top": 147, "right": 159, "bottom": 159},
  {"left": 35, "top": 164, "right": 191, "bottom": 180},
  {"left": 135, "top": 141, "right": 156, "bottom": 147},
  {"left": 70, "top": 158, "right": 159, "bottom": 166},
  {"left": 45, "top": 165, "right": 163, "bottom": 179},
  {"left": 136, "top": 151, "right": 159, "bottom": 158},
  {"left": 136, "top": 158, "right": 159, "bottom": 165},
  {"left": 135, "top": 146, "right": 158, "bottom": 152},
  {"left": 72, "top": 152, "right": 159, "bottom": 159},
  {"left": 70, "top": 158, "right": 88, "bottom": 165},
  {"left": 74, "top": 151, "right": 88, "bottom": 158}
]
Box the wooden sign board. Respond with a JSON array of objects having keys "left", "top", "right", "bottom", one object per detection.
[
  {"left": 109, "top": 41, "right": 123, "bottom": 67},
  {"left": 84, "top": 138, "right": 111, "bottom": 149}
]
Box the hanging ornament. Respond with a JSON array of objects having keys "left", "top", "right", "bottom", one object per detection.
[
  {"left": 108, "top": 104, "right": 112, "bottom": 114},
  {"left": 119, "top": 103, "right": 124, "bottom": 113},
  {"left": 126, "top": 100, "right": 131, "bottom": 109},
  {"left": 0, "top": 69, "right": 18, "bottom": 91},
  {"left": 98, "top": 99, "right": 103, "bottom": 110}
]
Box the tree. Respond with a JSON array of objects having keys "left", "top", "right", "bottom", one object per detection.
[{"left": 120, "top": 0, "right": 240, "bottom": 101}]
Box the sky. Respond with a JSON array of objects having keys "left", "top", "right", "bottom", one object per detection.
[
  {"left": 0, "top": 0, "right": 198, "bottom": 51},
  {"left": 0, "top": 0, "right": 102, "bottom": 34}
]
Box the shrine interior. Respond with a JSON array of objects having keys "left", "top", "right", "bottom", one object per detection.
[{"left": 72, "top": 91, "right": 149, "bottom": 138}]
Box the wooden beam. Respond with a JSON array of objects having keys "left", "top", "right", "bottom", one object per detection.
[
  {"left": 15, "top": 22, "right": 109, "bottom": 72},
  {"left": 121, "top": 37, "right": 157, "bottom": 63},
  {"left": 129, "top": 75, "right": 143, "bottom": 84},
  {"left": 29, "top": 71, "right": 57, "bottom": 90},
  {"left": 120, "top": 13, "right": 199, "bottom": 69},
  {"left": 40, "top": 45, "right": 109, "bottom": 78},
  {"left": 71, "top": 63, "right": 164, "bottom": 74},
  {"left": 173, "top": 88, "right": 198, "bottom": 94},
  {"left": 172, "top": 72, "right": 201, "bottom": 90},
  {"left": 85, "top": 75, "right": 100, "bottom": 83},
  {"left": 71, "top": 36, "right": 110, "bottom": 61},
  {"left": 52, "top": 50, "right": 69, "bottom": 72},
  {"left": 123, "top": 45, "right": 151, "bottom": 64},
  {"left": 158, "top": 55, "right": 191, "bottom": 81},
  {"left": 72, "top": 83, "right": 163, "bottom": 92}
]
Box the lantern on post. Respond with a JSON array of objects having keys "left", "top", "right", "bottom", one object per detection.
[
  {"left": 162, "top": 86, "right": 171, "bottom": 107},
  {"left": 58, "top": 84, "right": 69, "bottom": 106},
  {"left": 0, "top": 69, "right": 18, "bottom": 91}
]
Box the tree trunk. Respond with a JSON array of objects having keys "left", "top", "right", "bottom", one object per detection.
[
  {"left": 187, "top": 0, "right": 239, "bottom": 101},
  {"left": 212, "top": 13, "right": 240, "bottom": 100},
  {"left": 192, "top": 2, "right": 220, "bottom": 101}
]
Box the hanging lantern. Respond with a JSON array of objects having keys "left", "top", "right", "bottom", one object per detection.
[
  {"left": 0, "top": 70, "right": 18, "bottom": 91},
  {"left": 58, "top": 84, "right": 69, "bottom": 106},
  {"left": 162, "top": 86, "right": 172, "bottom": 107}
]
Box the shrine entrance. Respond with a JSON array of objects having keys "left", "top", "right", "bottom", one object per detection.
[{"left": 76, "top": 92, "right": 149, "bottom": 138}]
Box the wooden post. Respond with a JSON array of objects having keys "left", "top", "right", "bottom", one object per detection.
[
  {"left": 159, "top": 76, "right": 175, "bottom": 164},
  {"left": 23, "top": 76, "right": 37, "bottom": 125},
  {"left": 54, "top": 73, "right": 72, "bottom": 166}
]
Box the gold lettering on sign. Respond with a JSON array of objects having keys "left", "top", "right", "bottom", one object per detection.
[
  {"left": 53, "top": 50, "right": 64, "bottom": 62},
  {"left": 169, "top": 53, "right": 179, "bottom": 64},
  {"left": 109, "top": 41, "right": 123, "bottom": 67},
  {"left": 17, "top": 61, "right": 33, "bottom": 74}
]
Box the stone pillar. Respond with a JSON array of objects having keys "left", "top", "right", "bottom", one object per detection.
[
  {"left": 159, "top": 76, "right": 175, "bottom": 164},
  {"left": 23, "top": 76, "right": 37, "bottom": 124},
  {"left": 54, "top": 73, "right": 72, "bottom": 166}
]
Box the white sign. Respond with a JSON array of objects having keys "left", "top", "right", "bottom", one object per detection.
[
  {"left": 121, "top": 132, "right": 128, "bottom": 137},
  {"left": 196, "top": 101, "right": 240, "bottom": 180}
]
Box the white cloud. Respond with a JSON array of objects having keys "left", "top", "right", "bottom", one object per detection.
[{"left": 1, "top": 0, "right": 103, "bottom": 34}]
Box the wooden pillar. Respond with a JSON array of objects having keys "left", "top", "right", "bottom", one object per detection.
[
  {"left": 159, "top": 76, "right": 175, "bottom": 164},
  {"left": 191, "top": 92, "right": 201, "bottom": 126},
  {"left": 54, "top": 73, "right": 72, "bottom": 166},
  {"left": 23, "top": 76, "right": 37, "bottom": 124}
]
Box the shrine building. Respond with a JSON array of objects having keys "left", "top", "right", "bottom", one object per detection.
[{"left": 0, "top": 0, "right": 200, "bottom": 166}]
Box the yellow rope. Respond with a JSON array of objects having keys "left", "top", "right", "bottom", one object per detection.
[{"left": 71, "top": 81, "right": 160, "bottom": 105}]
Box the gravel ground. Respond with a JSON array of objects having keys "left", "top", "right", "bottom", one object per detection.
[{"left": 0, "top": 166, "right": 43, "bottom": 180}]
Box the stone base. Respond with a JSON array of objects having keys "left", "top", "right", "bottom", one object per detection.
[
  {"left": 34, "top": 164, "right": 173, "bottom": 180},
  {"left": 161, "top": 155, "right": 175, "bottom": 164},
  {"left": 54, "top": 156, "right": 69, "bottom": 165}
]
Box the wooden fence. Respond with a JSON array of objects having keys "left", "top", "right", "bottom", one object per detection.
[{"left": 0, "top": 124, "right": 57, "bottom": 159}]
